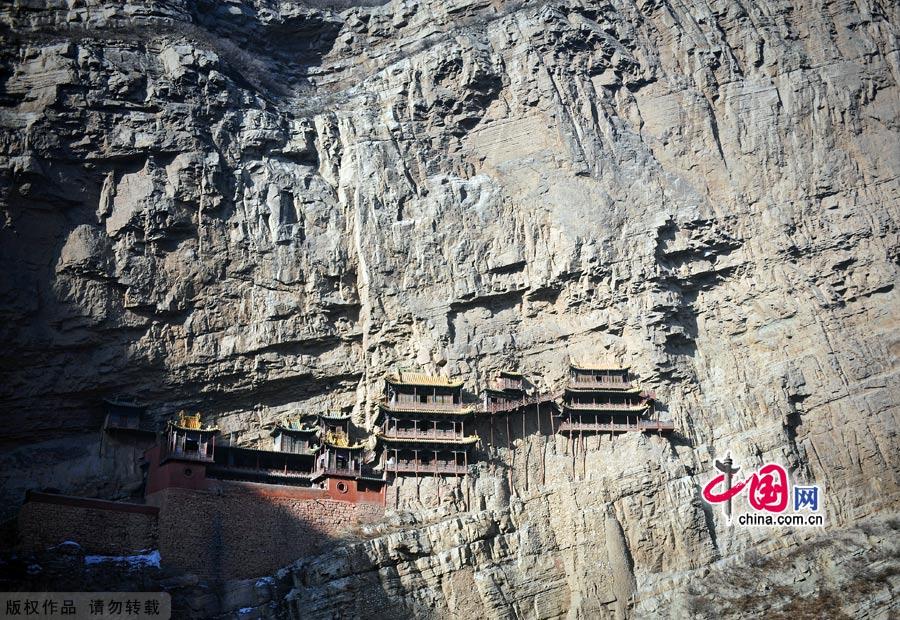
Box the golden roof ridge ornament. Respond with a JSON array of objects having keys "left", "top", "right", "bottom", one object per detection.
[{"left": 174, "top": 410, "right": 218, "bottom": 431}]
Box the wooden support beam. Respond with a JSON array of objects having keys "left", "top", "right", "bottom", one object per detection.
[
  {"left": 569, "top": 423, "right": 575, "bottom": 478},
  {"left": 463, "top": 450, "right": 469, "bottom": 511},
  {"left": 506, "top": 414, "right": 511, "bottom": 451},
  {"left": 581, "top": 429, "right": 586, "bottom": 479},
  {"left": 491, "top": 415, "right": 495, "bottom": 455}
]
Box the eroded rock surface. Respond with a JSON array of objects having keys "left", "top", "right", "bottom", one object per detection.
[{"left": 1, "top": 0, "right": 898, "bottom": 617}]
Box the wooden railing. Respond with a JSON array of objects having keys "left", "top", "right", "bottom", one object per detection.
[
  {"left": 381, "top": 399, "right": 468, "bottom": 412},
  {"left": 557, "top": 420, "right": 675, "bottom": 433},
  {"left": 161, "top": 442, "right": 215, "bottom": 463},
  {"left": 314, "top": 466, "right": 361, "bottom": 479},
  {"left": 638, "top": 420, "right": 675, "bottom": 432},
  {"left": 564, "top": 402, "right": 646, "bottom": 411},
  {"left": 387, "top": 461, "right": 469, "bottom": 475},
  {"left": 569, "top": 380, "right": 633, "bottom": 390},
  {"left": 381, "top": 428, "right": 468, "bottom": 441},
  {"left": 275, "top": 447, "right": 317, "bottom": 456},
  {"left": 494, "top": 378, "right": 524, "bottom": 391},
  {"left": 207, "top": 464, "right": 312, "bottom": 479},
  {"left": 481, "top": 391, "right": 563, "bottom": 414}
]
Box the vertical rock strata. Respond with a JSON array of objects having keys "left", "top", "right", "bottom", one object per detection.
[{"left": 0, "top": 0, "right": 898, "bottom": 616}]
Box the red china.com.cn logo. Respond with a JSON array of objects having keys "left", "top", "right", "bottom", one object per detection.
[{"left": 702, "top": 453, "right": 825, "bottom": 527}]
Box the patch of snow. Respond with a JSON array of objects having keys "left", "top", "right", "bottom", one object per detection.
[
  {"left": 255, "top": 576, "right": 274, "bottom": 587},
  {"left": 238, "top": 607, "right": 254, "bottom": 615},
  {"left": 84, "top": 549, "right": 160, "bottom": 568}
]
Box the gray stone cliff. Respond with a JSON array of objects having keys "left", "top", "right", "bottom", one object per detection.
[{"left": 1, "top": 0, "right": 898, "bottom": 617}]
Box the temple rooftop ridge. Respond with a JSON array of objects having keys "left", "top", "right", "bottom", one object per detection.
[
  {"left": 570, "top": 361, "right": 629, "bottom": 371},
  {"left": 385, "top": 371, "right": 464, "bottom": 387}
]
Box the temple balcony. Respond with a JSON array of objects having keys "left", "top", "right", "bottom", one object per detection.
[
  {"left": 569, "top": 379, "right": 634, "bottom": 390},
  {"left": 161, "top": 444, "right": 215, "bottom": 463},
  {"left": 313, "top": 465, "right": 361, "bottom": 479},
  {"left": 280, "top": 447, "right": 318, "bottom": 456},
  {"left": 207, "top": 464, "right": 313, "bottom": 480},
  {"left": 480, "top": 391, "right": 563, "bottom": 414},
  {"left": 563, "top": 401, "right": 647, "bottom": 411},
  {"left": 385, "top": 461, "right": 469, "bottom": 475},
  {"left": 557, "top": 420, "right": 675, "bottom": 433},
  {"left": 380, "top": 428, "right": 470, "bottom": 442},
  {"left": 494, "top": 377, "right": 524, "bottom": 391},
  {"left": 380, "top": 399, "right": 472, "bottom": 413}
]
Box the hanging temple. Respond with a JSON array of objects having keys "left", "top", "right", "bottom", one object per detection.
[
  {"left": 15, "top": 362, "right": 678, "bottom": 580},
  {"left": 123, "top": 362, "right": 675, "bottom": 503}
]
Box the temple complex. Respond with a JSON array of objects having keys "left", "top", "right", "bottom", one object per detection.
[
  {"left": 314, "top": 427, "right": 365, "bottom": 478},
  {"left": 482, "top": 370, "right": 528, "bottom": 411},
  {"left": 204, "top": 418, "right": 318, "bottom": 486},
  {"left": 144, "top": 408, "right": 388, "bottom": 498},
  {"left": 17, "top": 358, "right": 676, "bottom": 579},
  {"left": 556, "top": 363, "right": 674, "bottom": 434},
  {"left": 271, "top": 420, "right": 319, "bottom": 456},
  {"left": 376, "top": 372, "right": 477, "bottom": 476},
  {"left": 141, "top": 362, "right": 672, "bottom": 496},
  {"left": 163, "top": 411, "right": 218, "bottom": 462}
]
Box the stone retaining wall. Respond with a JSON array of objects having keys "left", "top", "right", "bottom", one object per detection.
[
  {"left": 17, "top": 492, "right": 158, "bottom": 555},
  {"left": 149, "top": 481, "right": 384, "bottom": 579}
]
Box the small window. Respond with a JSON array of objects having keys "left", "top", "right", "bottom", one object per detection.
[
  {"left": 184, "top": 468, "right": 193, "bottom": 477},
  {"left": 336, "top": 481, "right": 348, "bottom": 494}
]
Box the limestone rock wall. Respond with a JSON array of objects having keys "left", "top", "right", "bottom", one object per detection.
[{"left": 1, "top": 0, "right": 898, "bottom": 616}]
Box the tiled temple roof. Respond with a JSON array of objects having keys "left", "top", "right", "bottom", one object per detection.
[
  {"left": 385, "top": 372, "right": 463, "bottom": 388},
  {"left": 570, "top": 362, "right": 629, "bottom": 371}
]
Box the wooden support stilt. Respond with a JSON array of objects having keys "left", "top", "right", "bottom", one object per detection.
[
  {"left": 536, "top": 403, "right": 544, "bottom": 486},
  {"left": 506, "top": 414, "right": 511, "bottom": 451},
  {"left": 463, "top": 450, "right": 469, "bottom": 512},
  {"left": 569, "top": 424, "right": 575, "bottom": 478},
  {"left": 581, "top": 429, "right": 586, "bottom": 479},
  {"left": 491, "top": 415, "right": 495, "bottom": 457},
  {"left": 533, "top": 405, "right": 544, "bottom": 487},
  {"left": 414, "top": 449, "right": 420, "bottom": 502}
]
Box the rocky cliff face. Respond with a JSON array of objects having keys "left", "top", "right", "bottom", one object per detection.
[{"left": 1, "top": 0, "right": 898, "bottom": 616}]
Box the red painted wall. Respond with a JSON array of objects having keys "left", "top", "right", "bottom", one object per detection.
[
  {"left": 323, "top": 476, "right": 385, "bottom": 504},
  {"left": 143, "top": 445, "right": 209, "bottom": 495},
  {"left": 144, "top": 446, "right": 386, "bottom": 506}
]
